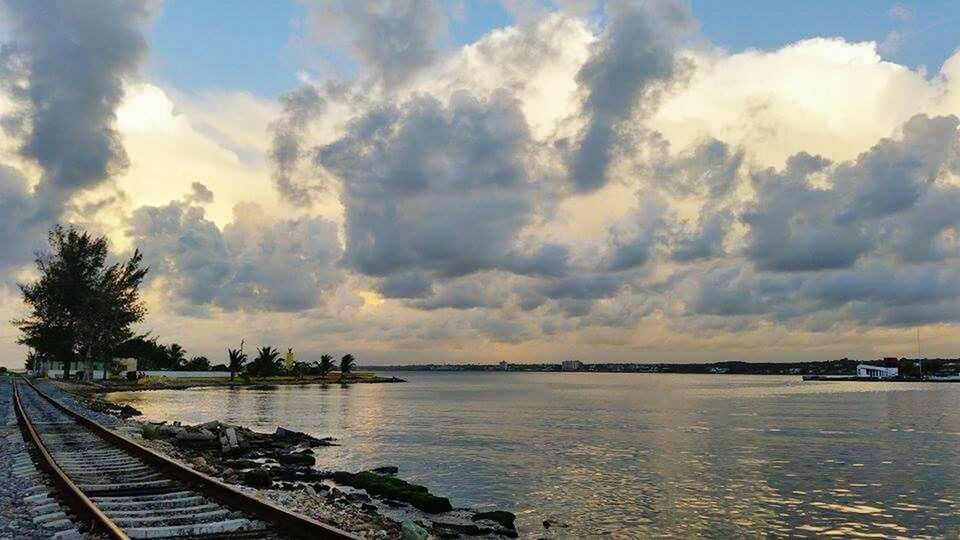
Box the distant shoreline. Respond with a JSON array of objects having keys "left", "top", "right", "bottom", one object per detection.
[{"left": 364, "top": 357, "right": 960, "bottom": 378}]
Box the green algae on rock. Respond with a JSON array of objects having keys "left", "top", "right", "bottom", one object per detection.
[{"left": 332, "top": 471, "right": 453, "bottom": 513}]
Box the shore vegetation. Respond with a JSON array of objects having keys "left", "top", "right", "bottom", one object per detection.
[{"left": 340, "top": 354, "right": 356, "bottom": 383}]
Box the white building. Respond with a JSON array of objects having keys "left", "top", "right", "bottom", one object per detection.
[
  {"left": 856, "top": 364, "right": 898, "bottom": 379},
  {"left": 561, "top": 360, "right": 583, "bottom": 372}
]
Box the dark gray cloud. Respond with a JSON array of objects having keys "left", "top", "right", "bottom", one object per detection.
[
  {"left": 375, "top": 272, "right": 434, "bottom": 299},
  {"left": 269, "top": 84, "right": 327, "bottom": 205},
  {"left": 658, "top": 113, "right": 960, "bottom": 333},
  {"left": 318, "top": 89, "right": 561, "bottom": 292},
  {"left": 835, "top": 114, "right": 959, "bottom": 224},
  {"left": 305, "top": 0, "right": 444, "bottom": 91},
  {"left": 742, "top": 152, "right": 872, "bottom": 272},
  {"left": 889, "top": 186, "right": 960, "bottom": 263},
  {"left": 568, "top": 0, "right": 692, "bottom": 192},
  {"left": 743, "top": 115, "right": 960, "bottom": 272},
  {"left": 649, "top": 136, "right": 745, "bottom": 200},
  {"left": 0, "top": 164, "right": 46, "bottom": 275},
  {"left": 0, "top": 0, "right": 153, "bottom": 275},
  {"left": 605, "top": 191, "right": 670, "bottom": 271},
  {"left": 407, "top": 274, "right": 509, "bottom": 311},
  {"left": 670, "top": 208, "right": 732, "bottom": 262},
  {"left": 687, "top": 261, "right": 960, "bottom": 331},
  {"left": 127, "top": 195, "right": 344, "bottom": 313},
  {"left": 605, "top": 136, "right": 744, "bottom": 268},
  {"left": 0, "top": 0, "right": 155, "bottom": 207},
  {"left": 187, "top": 181, "right": 214, "bottom": 204}
]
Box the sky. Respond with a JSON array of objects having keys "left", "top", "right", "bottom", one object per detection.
[{"left": 2, "top": 0, "right": 960, "bottom": 368}]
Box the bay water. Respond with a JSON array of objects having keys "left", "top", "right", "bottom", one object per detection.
[{"left": 106, "top": 373, "right": 960, "bottom": 537}]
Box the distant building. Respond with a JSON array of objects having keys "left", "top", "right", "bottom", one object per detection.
[
  {"left": 47, "top": 358, "right": 138, "bottom": 380},
  {"left": 856, "top": 359, "right": 899, "bottom": 379},
  {"left": 561, "top": 360, "right": 583, "bottom": 372},
  {"left": 499, "top": 361, "right": 509, "bottom": 371}
]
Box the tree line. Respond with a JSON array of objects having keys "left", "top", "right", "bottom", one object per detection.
[
  {"left": 15, "top": 226, "right": 359, "bottom": 383},
  {"left": 225, "top": 343, "right": 356, "bottom": 382}
]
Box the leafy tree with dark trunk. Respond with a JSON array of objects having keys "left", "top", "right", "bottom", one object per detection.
[
  {"left": 14, "top": 226, "right": 148, "bottom": 381},
  {"left": 248, "top": 346, "right": 281, "bottom": 379},
  {"left": 340, "top": 354, "right": 356, "bottom": 383},
  {"left": 317, "top": 354, "right": 335, "bottom": 384}
]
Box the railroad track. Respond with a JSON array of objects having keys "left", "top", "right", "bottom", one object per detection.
[{"left": 13, "top": 378, "right": 358, "bottom": 540}]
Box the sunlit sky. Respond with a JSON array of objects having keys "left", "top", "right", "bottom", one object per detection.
[{"left": 2, "top": 0, "right": 960, "bottom": 368}]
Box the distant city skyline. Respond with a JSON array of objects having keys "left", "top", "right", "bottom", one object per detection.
[{"left": 3, "top": 1, "right": 960, "bottom": 368}]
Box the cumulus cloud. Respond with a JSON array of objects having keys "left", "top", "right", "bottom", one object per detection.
[
  {"left": 0, "top": 0, "right": 155, "bottom": 206},
  {"left": 127, "top": 190, "right": 344, "bottom": 313},
  {"left": 317, "top": 89, "right": 561, "bottom": 289},
  {"left": 0, "top": 0, "right": 154, "bottom": 277},
  {"left": 743, "top": 114, "right": 960, "bottom": 272}
]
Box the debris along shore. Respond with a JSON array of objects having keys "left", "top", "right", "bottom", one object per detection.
[{"left": 41, "top": 378, "right": 518, "bottom": 539}]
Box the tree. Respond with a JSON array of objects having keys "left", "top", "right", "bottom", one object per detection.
[
  {"left": 291, "top": 361, "right": 310, "bottom": 381},
  {"left": 248, "top": 346, "right": 281, "bottom": 379},
  {"left": 24, "top": 351, "right": 38, "bottom": 373},
  {"left": 166, "top": 343, "right": 186, "bottom": 370},
  {"left": 184, "top": 356, "right": 211, "bottom": 371},
  {"left": 14, "top": 226, "right": 148, "bottom": 381},
  {"left": 284, "top": 347, "right": 296, "bottom": 373},
  {"left": 115, "top": 336, "right": 169, "bottom": 370},
  {"left": 227, "top": 341, "right": 247, "bottom": 381},
  {"left": 317, "top": 354, "right": 335, "bottom": 383},
  {"left": 340, "top": 354, "right": 356, "bottom": 383}
]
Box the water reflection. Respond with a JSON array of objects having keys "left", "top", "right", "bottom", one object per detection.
[{"left": 107, "top": 374, "right": 960, "bottom": 537}]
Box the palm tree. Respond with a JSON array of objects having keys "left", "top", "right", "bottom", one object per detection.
[
  {"left": 339, "top": 354, "right": 356, "bottom": 383},
  {"left": 227, "top": 341, "right": 247, "bottom": 381},
  {"left": 166, "top": 343, "right": 186, "bottom": 370},
  {"left": 317, "top": 354, "right": 334, "bottom": 384},
  {"left": 248, "top": 346, "right": 281, "bottom": 379}
]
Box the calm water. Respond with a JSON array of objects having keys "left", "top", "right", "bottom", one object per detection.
[{"left": 107, "top": 373, "right": 960, "bottom": 537}]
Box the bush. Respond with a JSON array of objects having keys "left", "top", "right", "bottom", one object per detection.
[{"left": 142, "top": 423, "right": 160, "bottom": 440}]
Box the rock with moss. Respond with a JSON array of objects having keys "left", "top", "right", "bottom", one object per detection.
[
  {"left": 332, "top": 471, "right": 453, "bottom": 513},
  {"left": 400, "top": 521, "right": 428, "bottom": 540},
  {"left": 242, "top": 468, "right": 273, "bottom": 489},
  {"left": 141, "top": 423, "right": 160, "bottom": 440},
  {"left": 472, "top": 510, "right": 517, "bottom": 530}
]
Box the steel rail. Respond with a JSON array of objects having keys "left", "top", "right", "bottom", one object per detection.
[
  {"left": 19, "top": 377, "right": 359, "bottom": 540},
  {"left": 13, "top": 379, "right": 130, "bottom": 539}
]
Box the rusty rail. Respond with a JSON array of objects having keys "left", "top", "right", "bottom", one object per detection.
[
  {"left": 19, "top": 377, "right": 359, "bottom": 540},
  {"left": 13, "top": 379, "right": 130, "bottom": 539}
]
